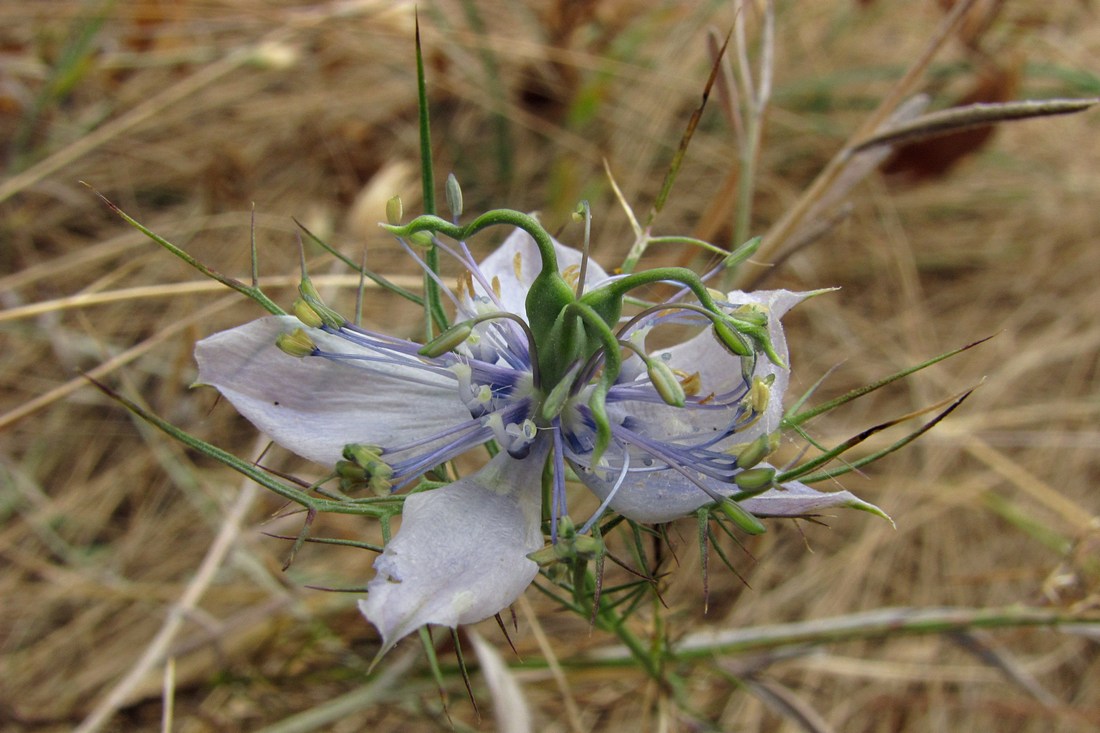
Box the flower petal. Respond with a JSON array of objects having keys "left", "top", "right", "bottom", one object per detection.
[
  {"left": 574, "top": 458, "right": 888, "bottom": 525},
  {"left": 741, "top": 480, "right": 892, "bottom": 524},
  {"left": 460, "top": 228, "right": 611, "bottom": 320},
  {"left": 195, "top": 316, "right": 471, "bottom": 465},
  {"left": 359, "top": 440, "right": 549, "bottom": 656},
  {"left": 618, "top": 289, "right": 810, "bottom": 447}
]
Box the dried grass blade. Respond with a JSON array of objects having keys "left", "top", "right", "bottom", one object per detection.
[
  {"left": 853, "top": 98, "right": 1099, "bottom": 153},
  {"left": 743, "top": 676, "right": 838, "bottom": 733},
  {"left": 469, "top": 630, "right": 533, "bottom": 733},
  {"left": 641, "top": 30, "right": 730, "bottom": 231}
]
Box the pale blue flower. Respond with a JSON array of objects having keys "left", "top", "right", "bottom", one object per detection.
[{"left": 195, "top": 226, "right": 883, "bottom": 654}]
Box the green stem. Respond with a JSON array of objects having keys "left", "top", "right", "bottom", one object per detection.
[
  {"left": 593, "top": 266, "right": 721, "bottom": 313},
  {"left": 386, "top": 210, "right": 560, "bottom": 274},
  {"left": 90, "top": 377, "right": 403, "bottom": 519},
  {"left": 413, "top": 15, "right": 447, "bottom": 338},
  {"left": 562, "top": 301, "right": 624, "bottom": 466},
  {"left": 88, "top": 186, "right": 285, "bottom": 316}
]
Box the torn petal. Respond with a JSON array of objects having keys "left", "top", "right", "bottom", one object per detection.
[
  {"left": 741, "top": 479, "right": 893, "bottom": 524},
  {"left": 575, "top": 457, "right": 889, "bottom": 525},
  {"left": 360, "top": 440, "right": 549, "bottom": 656}
]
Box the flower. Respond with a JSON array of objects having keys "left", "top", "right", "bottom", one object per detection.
[{"left": 195, "top": 217, "right": 884, "bottom": 655}]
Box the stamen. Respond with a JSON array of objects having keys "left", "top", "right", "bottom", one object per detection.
[
  {"left": 579, "top": 450, "right": 630, "bottom": 534},
  {"left": 550, "top": 420, "right": 567, "bottom": 544},
  {"left": 562, "top": 264, "right": 581, "bottom": 290},
  {"left": 574, "top": 199, "right": 592, "bottom": 298}
]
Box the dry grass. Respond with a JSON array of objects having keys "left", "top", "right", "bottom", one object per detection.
[{"left": 2, "top": 1, "right": 1099, "bottom": 731}]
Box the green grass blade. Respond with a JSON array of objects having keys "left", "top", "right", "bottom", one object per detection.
[
  {"left": 87, "top": 185, "right": 285, "bottom": 315},
  {"left": 781, "top": 388, "right": 975, "bottom": 484},
  {"left": 784, "top": 336, "right": 992, "bottom": 428},
  {"left": 294, "top": 218, "right": 423, "bottom": 306},
  {"left": 414, "top": 13, "right": 448, "bottom": 337}
]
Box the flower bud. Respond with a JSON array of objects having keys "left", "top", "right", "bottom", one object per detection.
[
  {"left": 275, "top": 328, "right": 317, "bottom": 358},
  {"left": 445, "top": 173, "right": 463, "bottom": 220},
  {"left": 419, "top": 322, "right": 473, "bottom": 357},
  {"left": 385, "top": 195, "right": 403, "bottom": 225},
  {"left": 527, "top": 544, "right": 561, "bottom": 565}
]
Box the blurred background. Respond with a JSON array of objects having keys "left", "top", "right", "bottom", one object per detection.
[{"left": 2, "top": 1, "right": 1098, "bottom": 730}]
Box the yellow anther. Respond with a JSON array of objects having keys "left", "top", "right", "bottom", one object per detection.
[
  {"left": 419, "top": 322, "right": 473, "bottom": 357},
  {"left": 513, "top": 251, "right": 523, "bottom": 281},
  {"left": 292, "top": 298, "right": 324, "bottom": 329},
  {"left": 731, "top": 433, "right": 773, "bottom": 469},
  {"left": 385, "top": 195, "right": 403, "bottom": 225},
  {"left": 562, "top": 263, "right": 581, "bottom": 289},
  {"left": 275, "top": 328, "right": 317, "bottom": 358},
  {"left": 676, "top": 370, "right": 701, "bottom": 397},
  {"left": 749, "top": 376, "right": 771, "bottom": 414},
  {"left": 647, "top": 358, "right": 685, "bottom": 407}
]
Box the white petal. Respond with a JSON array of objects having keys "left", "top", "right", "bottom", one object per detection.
[
  {"left": 574, "top": 458, "right": 888, "bottom": 525},
  {"left": 460, "top": 227, "right": 611, "bottom": 320},
  {"left": 359, "top": 440, "right": 549, "bottom": 655},
  {"left": 741, "top": 480, "right": 892, "bottom": 524},
  {"left": 195, "top": 316, "right": 471, "bottom": 465},
  {"left": 625, "top": 289, "right": 811, "bottom": 445}
]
